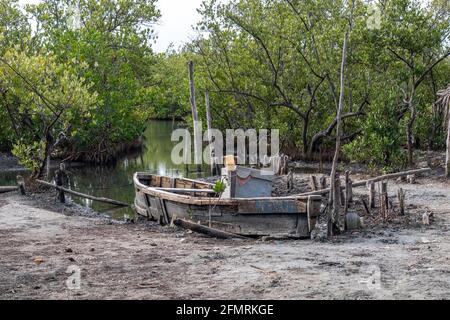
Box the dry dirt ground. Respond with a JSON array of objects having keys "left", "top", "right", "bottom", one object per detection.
[{"left": 0, "top": 173, "right": 449, "bottom": 300}]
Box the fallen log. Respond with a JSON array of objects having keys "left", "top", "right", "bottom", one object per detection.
[
  {"left": 292, "top": 167, "right": 431, "bottom": 197},
  {"left": 36, "top": 179, "right": 130, "bottom": 207},
  {"left": 351, "top": 167, "right": 431, "bottom": 187},
  {"left": 172, "top": 218, "right": 247, "bottom": 239},
  {"left": 0, "top": 186, "right": 18, "bottom": 194}
]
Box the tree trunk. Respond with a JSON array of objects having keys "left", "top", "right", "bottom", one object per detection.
[
  {"left": 188, "top": 61, "right": 202, "bottom": 172},
  {"left": 406, "top": 100, "right": 416, "bottom": 167},
  {"left": 35, "top": 140, "right": 51, "bottom": 179},
  {"left": 428, "top": 103, "right": 440, "bottom": 151},
  {"left": 34, "top": 130, "right": 55, "bottom": 179},
  {"left": 46, "top": 153, "right": 51, "bottom": 180},
  {"left": 4, "top": 103, "right": 20, "bottom": 138},
  {"left": 328, "top": 1, "right": 354, "bottom": 236},
  {"left": 302, "top": 115, "right": 309, "bottom": 155}
]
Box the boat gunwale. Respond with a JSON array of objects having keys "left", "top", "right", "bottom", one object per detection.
[{"left": 133, "top": 172, "right": 322, "bottom": 206}]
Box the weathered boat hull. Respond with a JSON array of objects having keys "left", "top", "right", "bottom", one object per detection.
[{"left": 133, "top": 172, "right": 321, "bottom": 238}]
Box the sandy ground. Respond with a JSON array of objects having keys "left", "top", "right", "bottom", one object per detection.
[{"left": 0, "top": 171, "right": 449, "bottom": 300}]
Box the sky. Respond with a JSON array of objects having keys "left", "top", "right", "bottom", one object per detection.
[{"left": 17, "top": 0, "right": 208, "bottom": 53}]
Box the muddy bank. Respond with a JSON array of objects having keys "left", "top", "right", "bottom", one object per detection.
[{"left": 1, "top": 169, "right": 449, "bottom": 299}]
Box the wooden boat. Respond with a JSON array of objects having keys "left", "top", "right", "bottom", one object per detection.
[{"left": 133, "top": 172, "right": 322, "bottom": 238}]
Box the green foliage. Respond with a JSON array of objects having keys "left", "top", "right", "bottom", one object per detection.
[
  {"left": 12, "top": 141, "right": 44, "bottom": 172},
  {"left": 344, "top": 91, "right": 404, "bottom": 169},
  {"left": 0, "top": 0, "right": 30, "bottom": 54},
  {"left": 190, "top": 0, "right": 377, "bottom": 156},
  {"left": 213, "top": 180, "right": 226, "bottom": 194},
  {"left": 0, "top": 0, "right": 161, "bottom": 168},
  {"left": 187, "top": 208, "right": 193, "bottom": 219},
  {"left": 0, "top": 0, "right": 449, "bottom": 172},
  {"left": 23, "top": 0, "right": 161, "bottom": 161},
  {"left": 0, "top": 105, "right": 13, "bottom": 151},
  {"left": 186, "top": 0, "right": 449, "bottom": 167},
  {"left": 0, "top": 48, "right": 98, "bottom": 176},
  {"left": 146, "top": 50, "right": 191, "bottom": 119}
]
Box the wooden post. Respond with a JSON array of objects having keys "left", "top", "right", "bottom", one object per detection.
[
  {"left": 344, "top": 170, "right": 350, "bottom": 215},
  {"left": 55, "top": 163, "right": 68, "bottom": 203},
  {"left": 309, "top": 175, "right": 318, "bottom": 191},
  {"left": 347, "top": 174, "right": 353, "bottom": 203},
  {"left": 287, "top": 170, "right": 294, "bottom": 191},
  {"left": 380, "top": 181, "right": 388, "bottom": 220},
  {"left": 319, "top": 175, "right": 327, "bottom": 190},
  {"left": 335, "top": 173, "right": 342, "bottom": 231},
  {"left": 16, "top": 175, "right": 26, "bottom": 195},
  {"left": 369, "top": 181, "right": 375, "bottom": 208},
  {"left": 340, "top": 181, "right": 345, "bottom": 206},
  {"left": 397, "top": 188, "right": 405, "bottom": 215},
  {"left": 282, "top": 154, "right": 289, "bottom": 175},
  {"left": 379, "top": 181, "right": 384, "bottom": 218},
  {"left": 328, "top": 172, "right": 341, "bottom": 235},
  {"left": 384, "top": 181, "right": 389, "bottom": 211},
  {"left": 188, "top": 61, "right": 201, "bottom": 173},
  {"left": 318, "top": 146, "right": 323, "bottom": 173},
  {"left": 205, "top": 89, "right": 218, "bottom": 176},
  {"left": 45, "top": 154, "right": 50, "bottom": 180}
]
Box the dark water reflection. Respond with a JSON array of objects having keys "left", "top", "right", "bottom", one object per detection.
[
  {"left": 69, "top": 120, "right": 210, "bottom": 219},
  {"left": 1, "top": 120, "right": 209, "bottom": 219}
]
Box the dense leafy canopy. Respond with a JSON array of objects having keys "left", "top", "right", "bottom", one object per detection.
[
  {"left": 184, "top": 0, "right": 449, "bottom": 167},
  {"left": 0, "top": 0, "right": 160, "bottom": 174},
  {"left": 0, "top": 0, "right": 449, "bottom": 175}
]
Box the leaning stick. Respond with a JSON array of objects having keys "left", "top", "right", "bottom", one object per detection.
[
  {"left": 36, "top": 179, "right": 130, "bottom": 207},
  {"left": 0, "top": 186, "right": 18, "bottom": 194}
]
